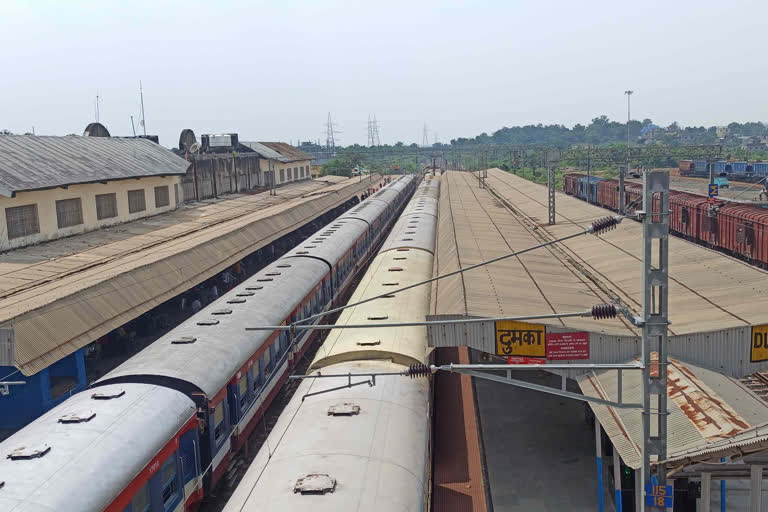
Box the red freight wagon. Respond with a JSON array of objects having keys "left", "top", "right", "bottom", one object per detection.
[
  {"left": 563, "top": 173, "right": 582, "bottom": 197},
  {"left": 717, "top": 203, "right": 768, "bottom": 268},
  {"left": 597, "top": 178, "right": 619, "bottom": 210}
]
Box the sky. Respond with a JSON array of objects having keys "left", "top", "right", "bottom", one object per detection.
[{"left": 1, "top": 0, "right": 767, "bottom": 148}]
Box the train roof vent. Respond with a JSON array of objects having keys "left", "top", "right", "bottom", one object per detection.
[
  {"left": 367, "top": 315, "right": 388, "bottom": 320},
  {"left": 296, "top": 251, "right": 309, "bottom": 254},
  {"left": 58, "top": 411, "right": 96, "bottom": 424},
  {"left": 401, "top": 238, "right": 414, "bottom": 241},
  {"left": 294, "top": 474, "right": 336, "bottom": 495},
  {"left": 328, "top": 402, "right": 361, "bottom": 416},
  {"left": 245, "top": 286, "right": 263, "bottom": 291},
  {"left": 277, "top": 264, "right": 292, "bottom": 268},
  {"left": 393, "top": 257, "right": 407, "bottom": 260},
  {"left": 91, "top": 389, "right": 125, "bottom": 400},
  {"left": 266, "top": 272, "right": 281, "bottom": 276},
  {"left": 227, "top": 298, "right": 246, "bottom": 304},
  {"left": 388, "top": 267, "right": 404, "bottom": 272},
  {"left": 257, "top": 278, "right": 274, "bottom": 282},
  {"left": 304, "top": 246, "right": 316, "bottom": 249},
  {"left": 356, "top": 340, "right": 381, "bottom": 346},
  {"left": 382, "top": 282, "right": 399, "bottom": 286},
  {"left": 197, "top": 319, "right": 220, "bottom": 326},
  {"left": 171, "top": 336, "right": 197, "bottom": 345},
  {"left": 212, "top": 308, "right": 233, "bottom": 315},
  {"left": 405, "top": 231, "right": 415, "bottom": 234},
  {"left": 237, "top": 291, "right": 255, "bottom": 297},
  {"left": 7, "top": 445, "right": 51, "bottom": 461},
  {"left": 396, "top": 248, "right": 410, "bottom": 252}
]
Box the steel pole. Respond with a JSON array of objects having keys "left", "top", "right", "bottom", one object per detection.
[{"left": 614, "top": 448, "right": 623, "bottom": 512}]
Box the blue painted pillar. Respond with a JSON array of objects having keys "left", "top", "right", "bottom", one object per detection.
[
  {"left": 75, "top": 348, "right": 86, "bottom": 387},
  {"left": 721, "top": 457, "right": 726, "bottom": 512},
  {"left": 596, "top": 415, "right": 604, "bottom": 512}
]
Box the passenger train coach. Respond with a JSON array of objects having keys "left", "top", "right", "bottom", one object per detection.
[
  {"left": 223, "top": 175, "right": 440, "bottom": 512},
  {"left": 0, "top": 175, "right": 416, "bottom": 512}
]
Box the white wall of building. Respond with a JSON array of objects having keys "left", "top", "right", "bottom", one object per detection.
[{"left": 0, "top": 175, "right": 181, "bottom": 251}]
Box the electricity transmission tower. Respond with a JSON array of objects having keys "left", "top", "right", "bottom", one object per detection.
[
  {"left": 325, "top": 113, "right": 340, "bottom": 153},
  {"left": 422, "top": 123, "right": 429, "bottom": 147},
  {"left": 368, "top": 115, "right": 381, "bottom": 147}
]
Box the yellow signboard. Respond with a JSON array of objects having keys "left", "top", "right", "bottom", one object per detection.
[
  {"left": 751, "top": 324, "right": 768, "bottom": 362},
  {"left": 495, "top": 320, "right": 546, "bottom": 357}
]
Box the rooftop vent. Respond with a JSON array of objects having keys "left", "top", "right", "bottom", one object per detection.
[
  {"left": 197, "top": 319, "right": 220, "bottom": 326},
  {"left": 277, "top": 264, "right": 292, "bottom": 268},
  {"left": 91, "top": 389, "right": 125, "bottom": 400},
  {"left": 228, "top": 298, "right": 246, "bottom": 304},
  {"left": 356, "top": 340, "right": 382, "bottom": 346},
  {"left": 266, "top": 272, "right": 281, "bottom": 276},
  {"left": 237, "top": 291, "right": 256, "bottom": 297},
  {"left": 212, "top": 309, "right": 233, "bottom": 315},
  {"left": 246, "top": 286, "right": 263, "bottom": 291},
  {"left": 388, "top": 267, "right": 404, "bottom": 272},
  {"left": 257, "top": 278, "right": 274, "bottom": 282},
  {"left": 328, "top": 402, "right": 361, "bottom": 416},
  {"left": 382, "top": 282, "right": 399, "bottom": 286},
  {"left": 294, "top": 474, "right": 336, "bottom": 495},
  {"left": 58, "top": 411, "right": 96, "bottom": 424},
  {"left": 296, "top": 251, "right": 309, "bottom": 254},
  {"left": 7, "top": 445, "right": 51, "bottom": 461},
  {"left": 367, "top": 315, "right": 388, "bottom": 320},
  {"left": 171, "top": 336, "right": 197, "bottom": 345}
]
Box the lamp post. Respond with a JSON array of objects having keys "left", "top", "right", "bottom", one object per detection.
[{"left": 621, "top": 90, "right": 633, "bottom": 214}]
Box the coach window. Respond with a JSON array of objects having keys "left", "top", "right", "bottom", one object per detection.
[
  {"left": 213, "top": 402, "right": 225, "bottom": 443},
  {"left": 251, "top": 364, "right": 261, "bottom": 391},
  {"left": 131, "top": 482, "right": 150, "bottom": 512},
  {"left": 239, "top": 374, "right": 249, "bottom": 408},
  {"left": 263, "top": 347, "right": 272, "bottom": 374},
  {"left": 161, "top": 456, "right": 179, "bottom": 511}
]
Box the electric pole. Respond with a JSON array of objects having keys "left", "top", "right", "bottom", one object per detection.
[{"left": 621, "top": 90, "right": 633, "bottom": 214}]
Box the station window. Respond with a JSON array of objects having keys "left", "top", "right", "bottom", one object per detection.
[
  {"left": 55, "top": 198, "right": 83, "bottom": 229},
  {"left": 287, "top": 168, "right": 292, "bottom": 180},
  {"left": 161, "top": 456, "right": 179, "bottom": 510},
  {"left": 128, "top": 189, "right": 147, "bottom": 214},
  {"left": 131, "top": 482, "right": 150, "bottom": 512},
  {"left": 95, "top": 193, "right": 118, "bottom": 220},
  {"left": 280, "top": 169, "right": 285, "bottom": 182},
  {"left": 154, "top": 185, "right": 170, "bottom": 208},
  {"left": 213, "top": 402, "right": 225, "bottom": 442},
  {"left": 6, "top": 204, "right": 40, "bottom": 239},
  {"left": 239, "top": 374, "right": 249, "bottom": 408}
]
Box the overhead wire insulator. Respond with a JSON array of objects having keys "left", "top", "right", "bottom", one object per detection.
[
  {"left": 405, "top": 363, "right": 431, "bottom": 379},
  {"left": 590, "top": 216, "right": 622, "bottom": 235},
  {"left": 591, "top": 304, "right": 618, "bottom": 320}
]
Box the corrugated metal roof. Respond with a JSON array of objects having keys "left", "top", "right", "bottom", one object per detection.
[
  {"left": 430, "top": 171, "right": 637, "bottom": 336},
  {"left": 239, "top": 141, "right": 313, "bottom": 163},
  {"left": 0, "top": 175, "right": 384, "bottom": 375},
  {"left": 578, "top": 356, "right": 768, "bottom": 469},
  {"left": 0, "top": 135, "right": 190, "bottom": 196}
]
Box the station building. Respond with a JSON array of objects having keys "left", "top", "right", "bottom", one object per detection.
[{"left": 0, "top": 135, "right": 188, "bottom": 251}]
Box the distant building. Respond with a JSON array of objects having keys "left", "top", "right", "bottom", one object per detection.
[
  {"left": 240, "top": 141, "right": 313, "bottom": 186},
  {"left": 0, "top": 134, "right": 189, "bottom": 251},
  {"left": 742, "top": 136, "right": 768, "bottom": 152}
]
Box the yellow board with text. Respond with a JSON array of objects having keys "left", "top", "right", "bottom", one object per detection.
[{"left": 495, "top": 320, "right": 546, "bottom": 357}]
